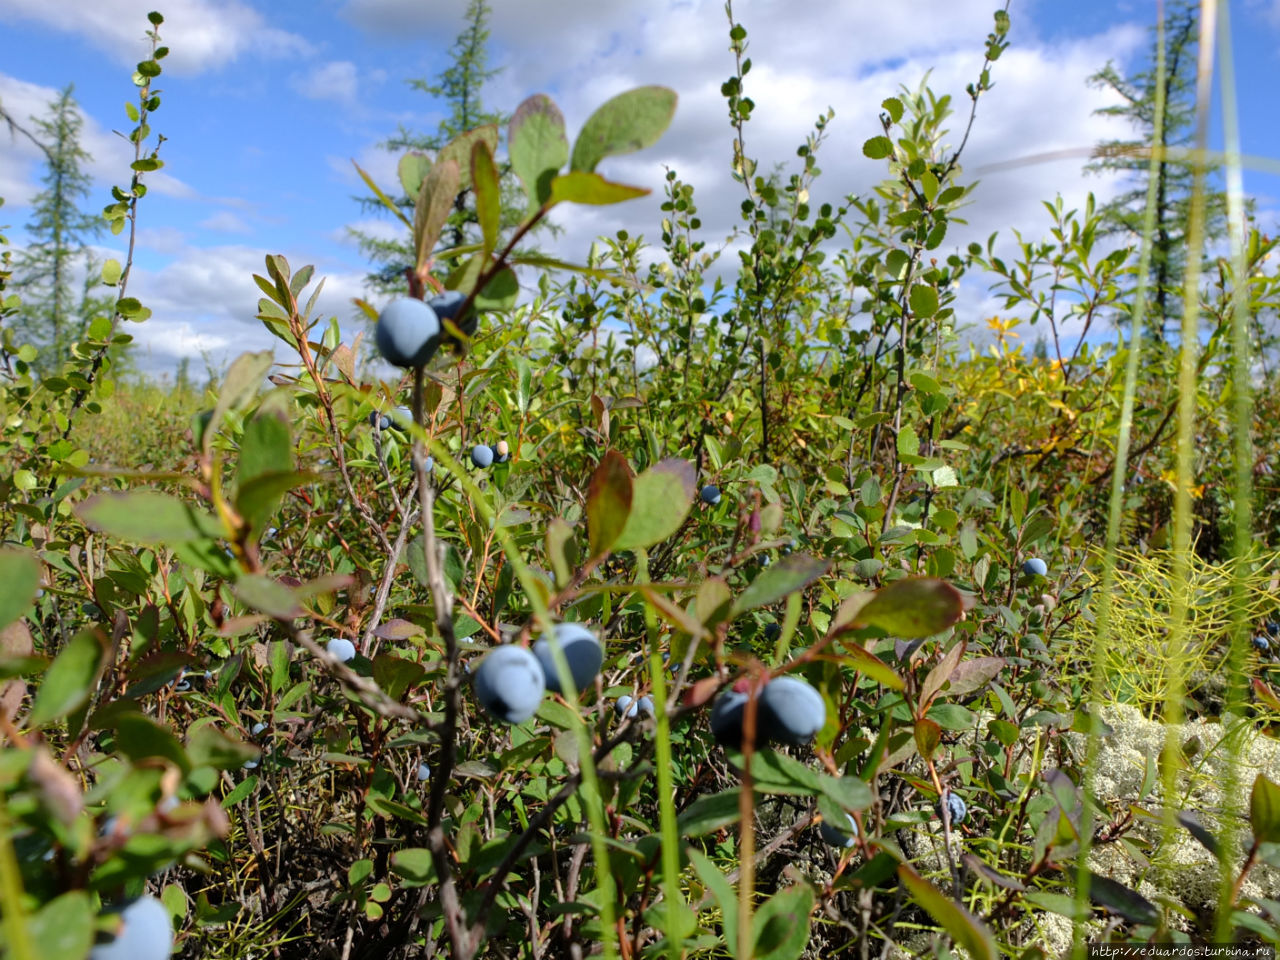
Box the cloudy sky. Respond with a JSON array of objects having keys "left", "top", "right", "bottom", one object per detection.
[{"left": 1, "top": 0, "right": 1278, "bottom": 377}]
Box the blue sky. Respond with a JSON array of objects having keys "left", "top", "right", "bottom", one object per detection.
[{"left": 1, "top": 0, "right": 1278, "bottom": 375}]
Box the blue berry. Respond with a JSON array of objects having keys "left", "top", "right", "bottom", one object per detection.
[
  {"left": 637, "top": 695, "right": 655, "bottom": 716},
  {"left": 417, "top": 763, "right": 431, "bottom": 781},
  {"left": 534, "top": 623, "right": 603, "bottom": 694},
  {"left": 710, "top": 690, "right": 749, "bottom": 748},
  {"left": 1254, "top": 635, "right": 1270, "bottom": 654},
  {"left": 759, "top": 676, "right": 825, "bottom": 746},
  {"left": 473, "top": 645, "right": 546, "bottom": 724},
  {"left": 615, "top": 695, "right": 639, "bottom": 718},
  {"left": 1022, "top": 558, "right": 1048, "bottom": 577},
  {"left": 700, "top": 484, "right": 721, "bottom": 505},
  {"left": 471, "top": 444, "right": 495, "bottom": 468},
  {"left": 327, "top": 638, "right": 357, "bottom": 663},
  {"left": 491, "top": 439, "right": 510, "bottom": 463},
  {"left": 819, "top": 811, "right": 858, "bottom": 848},
  {"left": 375, "top": 298, "right": 442, "bottom": 368},
  {"left": 90, "top": 895, "right": 173, "bottom": 960},
  {"left": 764, "top": 623, "right": 781, "bottom": 642},
  {"left": 428, "top": 290, "right": 467, "bottom": 320},
  {"left": 938, "top": 793, "right": 967, "bottom": 826}
]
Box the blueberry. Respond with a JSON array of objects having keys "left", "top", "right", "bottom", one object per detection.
[
  {"left": 637, "top": 695, "right": 655, "bottom": 717},
  {"left": 1254, "top": 635, "right": 1270, "bottom": 654},
  {"left": 534, "top": 623, "right": 603, "bottom": 694},
  {"left": 782, "top": 538, "right": 797, "bottom": 555},
  {"left": 615, "top": 695, "right": 639, "bottom": 718},
  {"left": 710, "top": 690, "right": 749, "bottom": 748},
  {"left": 369, "top": 410, "right": 390, "bottom": 430},
  {"left": 90, "top": 895, "right": 173, "bottom": 960},
  {"left": 327, "top": 638, "right": 357, "bottom": 663},
  {"left": 375, "top": 298, "right": 442, "bottom": 368},
  {"left": 1268, "top": 621, "right": 1280, "bottom": 637},
  {"left": 423, "top": 456, "right": 434, "bottom": 474},
  {"left": 700, "top": 484, "right": 721, "bottom": 505},
  {"left": 764, "top": 623, "right": 781, "bottom": 642},
  {"left": 473, "top": 645, "right": 546, "bottom": 723},
  {"left": 471, "top": 444, "right": 495, "bottom": 468},
  {"left": 818, "top": 811, "right": 859, "bottom": 848},
  {"left": 428, "top": 290, "right": 467, "bottom": 320},
  {"left": 417, "top": 763, "right": 431, "bottom": 781},
  {"left": 250, "top": 722, "right": 267, "bottom": 737},
  {"left": 1022, "top": 558, "right": 1048, "bottom": 577},
  {"left": 759, "top": 676, "right": 825, "bottom": 746},
  {"left": 937, "top": 793, "right": 967, "bottom": 826},
  {"left": 389, "top": 406, "right": 413, "bottom": 430},
  {"left": 491, "top": 439, "right": 510, "bottom": 463},
  {"left": 243, "top": 760, "right": 259, "bottom": 770}
]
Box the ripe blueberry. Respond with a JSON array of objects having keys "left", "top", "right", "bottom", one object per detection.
[
  {"left": 819, "top": 811, "right": 859, "bottom": 848},
  {"left": 700, "top": 484, "right": 721, "bottom": 505},
  {"left": 471, "top": 444, "right": 494, "bottom": 468},
  {"left": 764, "top": 623, "right": 781, "bottom": 642},
  {"left": 759, "top": 676, "right": 825, "bottom": 746},
  {"left": 938, "top": 793, "right": 967, "bottom": 826},
  {"left": 327, "top": 638, "right": 357, "bottom": 663},
  {"left": 637, "top": 695, "right": 655, "bottom": 717},
  {"left": 369, "top": 410, "right": 391, "bottom": 431},
  {"left": 428, "top": 290, "right": 467, "bottom": 320},
  {"left": 1268, "top": 621, "right": 1280, "bottom": 637},
  {"left": 417, "top": 763, "right": 431, "bottom": 781},
  {"left": 710, "top": 690, "right": 749, "bottom": 748},
  {"left": 491, "top": 439, "right": 510, "bottom": 463},
  {"left": 473, "top": 645, "right": 546, "bottom": 724},
  {"left": 375, "top": 299, "right": 442, "bottom": 368},
  {"left": 534, "top": 623, "right": 603, "bottom": 694},
  {"left": 615, "top": 695, "right": 639, "bottom": 718},
  {"left": 90, "top": 895, "right": 173, "bottom": 960},
  {"left": 1254, "top": 635, "right": 1270, "bottom": 654},
  {"left": 250, "top": 722, "right": 267, "bottom": 737},
  {"left": 1022, "top": 557, "right": 1048, "bottom": 577}
]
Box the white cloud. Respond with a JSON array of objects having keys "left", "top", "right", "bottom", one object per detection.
[
  {"left": 290, "top": 61, "right": 385, "bottom": 105},
  {"left": 0, "top": 0, "right": 311, "bottom": 74},
  {"left": 198, "top": 211, "right": 252, "bottom": 234}
]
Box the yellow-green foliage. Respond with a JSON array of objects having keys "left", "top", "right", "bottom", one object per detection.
[{"left": 1066, "top": 548, "right": 1279, "bottom": 717}]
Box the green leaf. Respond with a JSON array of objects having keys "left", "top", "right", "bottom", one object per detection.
[
  {"left": 613, "top": 458, "right": 695, "bottom": 551},
  {"left": 853, "top": 578, "right": 964, "bottom": 638},
  {"left": 546, "top": 518, "right": 575, "bottom": 588},
  {"left": 474, "top": 266, "right": 518, "bottom": 312},
  {"left": 898, "top": 863, "right": 996, "bottom": 960},
  {"left": 115, "top": 713, "right": 191, "bottom": 773},
  {"left": 27, "top": 629, "right": 105, "bottom": 728},
  {"left": 235, "top": 471, "right": 317, "bottom": 533},
  {"left": 897, "top": 425, "right": 919, "bottom": 458},
  {"left": 414, "top": 158, "right": 461, "bottom": 271},
  {"left": 233, "top": 575, "right": 302, "bottom": 619},
  {"left": 472, "top": 140, "right": 500, "bottom": 258},
  {"left": 509, "top": 94, "right": 569, "bottom": 209},
  {"left": 435, "top": 125, "right": 498, "bottom": 193},
  {"left": 688, "top": 848, "right": 737, "bottom": 955},
  {"left": 677, "top": 788, "right": 741, "bottom": 836},
  {"left": 391, "top": 848, "right": 438, "bottom": 886},
  {"left": 372, "top": 655, "right": 426, "bottom": 701},
  {"left": 101, "top": 258, "right": 123, "bottom": 286},
  {"left": 881, "top": 98, "right": 904, "bottom": 123},
  {"left": 818, "top": 775, "right": 874, "bottom": 811},
  {"left": 752, "top": 885, "right": 814, "bottom": 960},
  {"left": 236, "top": 413, "right": 291, "bottom": 488},
  {"left": 0, "top": 548, "right": 40, "bottom": 629},
  {"left": 207, "top": 350, "right": 273, "bottom": 454},
  {"left": 77, "top": 490, "right": 222, "bottom": 544},
  {"left": 731, "top": 554, "right": 830, "bottom": 616},
  {"left": 27, "top": 891, "right": 93, "bottom": 960},
  {"left": 836, "top": 644, "right": 904, "bottom": 691},
  {"left": 586, "top": 450, "right": 633, "bottom": 558},
  {"left": 569, "top": 86, "right": 677, "bottom": 173},
  {"left": 397, "top": 151, "right": 431, "bottom": 201},
  {"left": 909, "top": 284, "right": 939, "bottom": 319},
  {"left": 187, "top": 723, "right": 260, "bottom": 770},
  {"left": 863, "top": 136, "right": 894, "bottom": 160},
  {"left": 745, "top": 748, "right": 823, "bottom": 795},
  {"left": 514, "top": 354, "right": 532, "bottom": 416},
  {"left": 1251, "top": 774, "right": 1280, "bottom": 844},
  {"left": 549, "top": 171, "right": 650, "bottom": 207}
]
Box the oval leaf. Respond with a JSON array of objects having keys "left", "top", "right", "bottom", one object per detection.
[
  {"left": 586, "top": 450, "right": 633, "bottom": 558},
  {"left": 731, "top": 554, "right": 830, "bottom": 617},
  {"left": 570, "top": 85, "right": 677, "bottom": 173},
  {"left": 853, "top": 578, "right": 964, "bottom": 638},
  {"left": 0, "top": 548, "right": 40, "bottom": 629},
  {"left": 614, "top": 458, "right": 695, "bottom": 551}
]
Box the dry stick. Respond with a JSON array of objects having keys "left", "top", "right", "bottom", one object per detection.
[{"left": 408, "top": 364, "right": 473, "bottom": 958}]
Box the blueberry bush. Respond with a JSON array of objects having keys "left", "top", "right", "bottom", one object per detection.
[{"left": 3, "top": 5, "right": 1280, "bottom": 959}]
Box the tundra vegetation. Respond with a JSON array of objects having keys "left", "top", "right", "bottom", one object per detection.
[{"left": 3, "top": 3, "right": 1280, "bottom": 959}]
